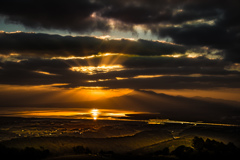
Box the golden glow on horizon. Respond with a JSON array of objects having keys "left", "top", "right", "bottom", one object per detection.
[
  {"left": 187, "top": 53, "right": 201, "bottom": 58},
  {"left": 104, "top": 112, "right": 126, "bottom": 117},
  {"left": 15, "top": 111, "right": 87, "bottom": 117},
  {"left": 51, "top": 53, "right": 126, "bottom": 60},
  {"left": 133, "top": 75, "right": 163, "bottom": 79},
  {"left": 133, "top": 74, "right": 209, "bottom": 79},
  {"left": 87, "top": 80, "right": 97, "bottom": 83},
  {"left": 0, "top": 84, "right": 133, "bottom": 103},
  {"left": 97, "top": 35, "right": 111, "bottom": 39},
  {"left": 1, "top": 108, "right": 146, "bottom": 120},
  {"left": 98, "top": 79, "right": 112, "bottom": 82},
  {"left": 34, "top": 70, "right": 57, "bottom": 76},
  {"left": 161, "top": 54, "right": 183, "bottom": 58},
  {"left": 116, "top": 77, "right": 129, "bottom": 80},
  {"left": 70, "top": 65, "right": 124, "bottom": 75},
  {"left": 0, "top": 30, "right": 24, "bottom": 34}
]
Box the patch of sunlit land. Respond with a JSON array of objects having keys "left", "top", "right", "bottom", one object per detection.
[{"left": 70, "top": 65, "right": 124, "bottom": 75}]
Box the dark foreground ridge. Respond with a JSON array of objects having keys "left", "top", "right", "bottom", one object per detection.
[
  {"left": 0, "top": 116, "right": 239, "bottom": 159},
  {"left": 0, "top": 145, "right": 50, "bottom": 160},
  {"left": 0, "top": 137, "right": 239, "bottom": 160}
]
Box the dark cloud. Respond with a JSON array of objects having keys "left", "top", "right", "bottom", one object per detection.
[
  {"left": 1, "top": 0, "right": 240, "bottom": 62},
  {"left": 100, "top": 0, "right": 228, "bottom": 25},
  {"left": 103, "top": 0, "right": 240, "bottom": 63},
  {"left": 224, "top": 47, "right": 240, "bottom": 63},
  {"left": 158, "top": 24, "right": 233, "bottom": 48},
  {"left": 151, "top": 1, "right": 240, "bottom": 62},
  {"left": 0, "top": 32, "right": 186, "bottom": 56},
  {"left": 170, "top": 9, "right": 220, "bottom": 24},
  {"left": 0, "top": 0, "right": 239, "bottom": 91},
  {"left": 0, "top": 0, "right": 177, "bottom": 28},
  {"left": 0, "top": 0, "right": 110, "bottom": 33},
  {"left": 102, "top": 5, "right": 172, "bottom": 24},
  {"left": 88, "top": 75, "right": 240, "bottom": 90},
  {"left": 0, "top": 55, "right": 239, "bottom": 90},
  {"left": 157, "top": 23, "right": 240, "bottom": 62},
  {"left": 0, "top": 0, "right": 237, "bottom": 31},
  {"left": 122, "top": 56, "right": 228, "bottom": 68}
]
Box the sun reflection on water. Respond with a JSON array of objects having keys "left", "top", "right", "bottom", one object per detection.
[
  {"left": 1, "top": 108, "right": 147, "bottom": 121},
  {"left": 91, "top": 109, "right": 100, "bottom": 120}
]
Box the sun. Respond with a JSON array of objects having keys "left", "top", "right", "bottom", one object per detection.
[{"left": 91, "top": 109, "right": 100, "bottom": 120}]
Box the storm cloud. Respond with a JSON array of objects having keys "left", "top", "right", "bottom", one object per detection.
[
  {"left": 0, "top": 32, "right": 186, "bottom": 56},
  {"left": 1, "top": 0, "right": 240, "bottom": 62},
  {"left": 0, "top": 54, "right": 239, "bottom": 90},
  {"left": 0, "top": 0, "right": 240, "bottom": 91},
  {"left": 0, "top": 0, "right": 110, "bottom": 33}
]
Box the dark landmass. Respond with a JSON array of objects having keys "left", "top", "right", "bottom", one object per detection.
[{"left": 0, "top": 117, "right": 240, "bottom": 159}]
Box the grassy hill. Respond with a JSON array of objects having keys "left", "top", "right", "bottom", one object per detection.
[{"left": 1, "top": 130, "right": 172, "bottom": 155}]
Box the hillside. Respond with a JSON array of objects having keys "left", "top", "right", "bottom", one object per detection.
[{"left": 1, "top": 130, "right": 172, "bottom": 154}]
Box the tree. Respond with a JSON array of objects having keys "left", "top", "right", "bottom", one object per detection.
[
  {"left": 73, "top": 145, "right": 85, "bottom": 154},
  {"left": 172, "top": 145, "right": 193, "bottom": 159},
  {"left": 73, "top": 146, "right": 92, "bottom": 154},
  {"left": 192, "top": 136, "right": 204, "bottom": 151},
  {"left": 154, "top": 147, "right": 169, "bottom": 155},
  {"left": 0, "top": 145, "right": 50, "bottom": 160}
]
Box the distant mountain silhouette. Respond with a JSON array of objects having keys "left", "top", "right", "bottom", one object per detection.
[
  {"left": 45, "top": 90, "right": 240, "bottom": 123},
  {"left": 3, "top": 90, "right": 240, "bottom": 123},
  {"left": 93, "top": 90, "right": 240, "bottom": 122},
  {"left": 192, "top": 96, "right": 240, "bottom": 107}
]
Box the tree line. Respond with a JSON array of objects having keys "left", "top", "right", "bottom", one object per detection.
[
  {"left": 0, "top": 144, "right": 50, "bottom": 160},
  {"left": 153, "top": 137, "right": 240, "bottom": 159},
  {"left": 0, "top": 137, "right": 239, "bottom": 159}
]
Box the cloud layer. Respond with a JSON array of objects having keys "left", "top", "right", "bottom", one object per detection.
[
  {"left": 0, "top": 32, "right": 186, "bottom": 56},
  {"left": 0, "top": 0, "right": 240, "bottom": 91},
  {"left": 1, "top": 50, "right": 239, "bottom": 90},
  {"left": 1, "top": 0, "right": 239, "bottom": 62}
]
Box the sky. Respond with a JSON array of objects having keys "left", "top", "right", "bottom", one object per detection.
[{"left": 0, "top": 0, "right": 240, "bottom": 116}]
